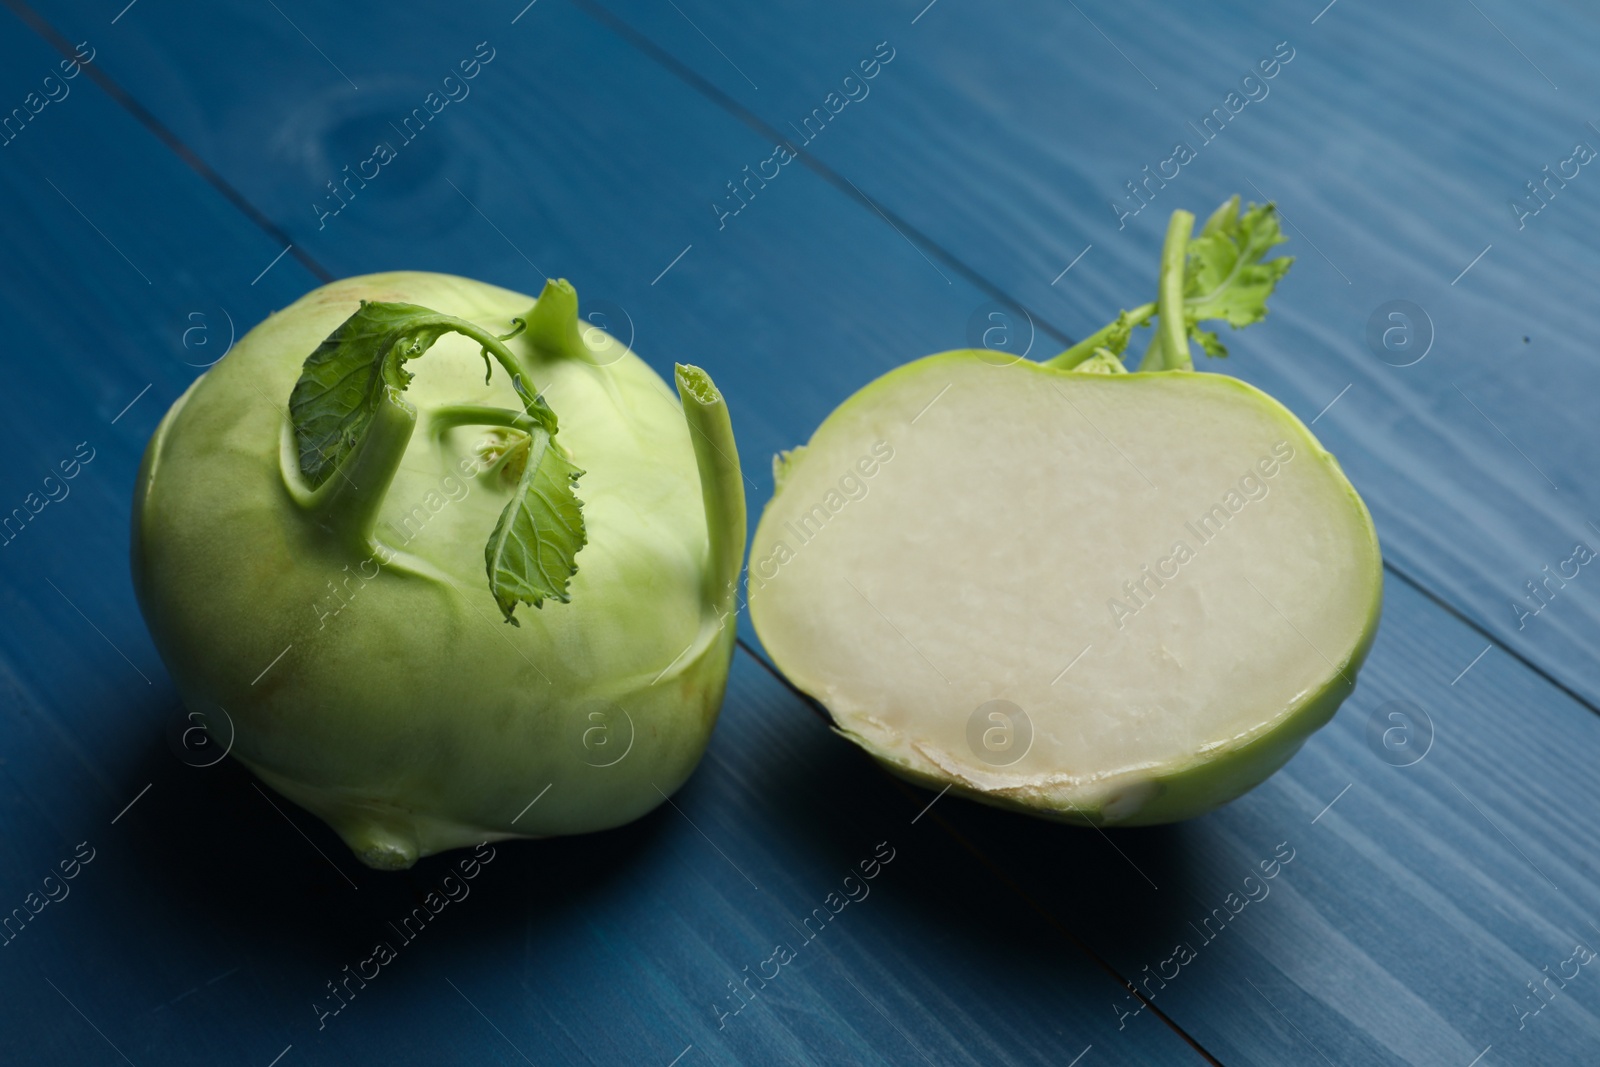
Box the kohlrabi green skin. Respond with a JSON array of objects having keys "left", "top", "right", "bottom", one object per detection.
[
  {"left": 748, "top": 199, "right": 1383, "bottom": 827},
  {"left": 132, "top": 272, "right": 745, "bottom": 870}
]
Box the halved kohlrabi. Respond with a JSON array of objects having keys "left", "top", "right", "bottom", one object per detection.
[{"left": 748, "top": 199, "right": 1382, "bottom": 826}]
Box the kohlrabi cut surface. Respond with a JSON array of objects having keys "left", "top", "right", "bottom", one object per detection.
[
  {"left": 749, "top": 199, "right": 1381, "bottom": 825},
  {"left": 133, "top": 272, "right": 744, "bottom": 869}
]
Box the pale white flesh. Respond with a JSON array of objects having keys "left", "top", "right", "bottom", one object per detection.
[{"left": 748, "top": 354, "right": 1381, "bottom": 820}]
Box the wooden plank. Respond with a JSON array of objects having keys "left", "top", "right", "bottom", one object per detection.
[
  {"left": 567, "top": 0, "right": 1600, "bottom": 713},
  {"left": 11, "top": 2, "right": 1600, "bottom": 1064},
  {"left": 0, "top": 9, "right": 324, "bottom": 795},
  {"left": 14, "top": 0, "right": 1070, "bottom": 665},
  {"left": 12, "top": 0, "right": 1002, "bottom": 506},
  {"left": 915, "top": 570, "right": 1600, "bottom": 1065},
  {"left": 42, "top": 0, "right": 1600, "bottom": 712},
  {"left": 3, "top": 653, "right": 1206, "bottom": 1065},
  {"left": 0, "top": 10, "right": 1207, "bottom": 1064}
]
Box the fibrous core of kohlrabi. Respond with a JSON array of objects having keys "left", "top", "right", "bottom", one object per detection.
[{"left": 748, "top": 199, "right": 1382, "bottom": 825}]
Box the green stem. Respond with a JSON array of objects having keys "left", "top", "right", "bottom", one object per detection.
[
  {"left": 441, "top": 321, "right": 545, "bottom": 412},
  {"left": 290, "top": 318, "right": 546, "bottom": 543},
  {"left": 522, "top": 278, "right": 598, "bottom": 364},
  {"left": 1138, "top": 209, "right": 1195, "bottom": 372},
  {"left": 1044, "top": 302, "right": 1155, "bottom": 369},
  {"left": 428, "top": 404, "right": 538, "bottom": 438},
  {"left": 674, "top": 364, "right": 746, "bottom": 626},
  {"left": 303, "top": 389, "right": 417, "bottom": 550}
]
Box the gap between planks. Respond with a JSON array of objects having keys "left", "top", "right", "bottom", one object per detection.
[{"left": 17, "top": 0, "right": 1586, "bottom": 729}]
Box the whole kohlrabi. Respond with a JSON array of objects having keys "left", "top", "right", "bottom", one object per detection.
[{"left": 132, "top": 272, "right": 744, "bottom": 870}]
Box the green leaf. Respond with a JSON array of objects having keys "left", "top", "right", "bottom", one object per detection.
[
  {"left": 484, "top": 430, "right": 587, "bottom": 623},
  {"left": 1101, "top": 310, "right": 1135, "bottom": 357},
  {"left": 1045, "top": 196, "right": 1292, "bottom": 371},
  {"left": 1198, "top": 195, "right": 1239, "bottom": 239},
  {"left": 1182, "top": 198, "right": 1294, "bottom": 339},
  {"left": 289, "top": 301, "right": 555, "bottom": 488},
  {"left": 1075, "top": 348, "right": 1131, "bottom": 375},
  {"left": 288, "top": 298, "right": 587, "bottom": 623},
  {"left": 289, "top": 302, "right": 460, "bottom": 488},
  {"left": 1193, "top": 327, "right": 1228, "bottom": 360}
]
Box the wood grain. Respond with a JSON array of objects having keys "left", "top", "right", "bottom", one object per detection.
[
  {"left": 0, "top": 8, "right": 1203, "bottom": 1064},
  {"left": 4, "top": 0, "right": 1600, "bottom": 1063},
  {"left": 584, "top": 0, "right": 1600, "bottom": 712}
]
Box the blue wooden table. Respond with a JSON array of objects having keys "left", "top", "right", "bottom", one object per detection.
[{"left": 4, "top": 1, "right": 1599, "bottom": 1063}]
